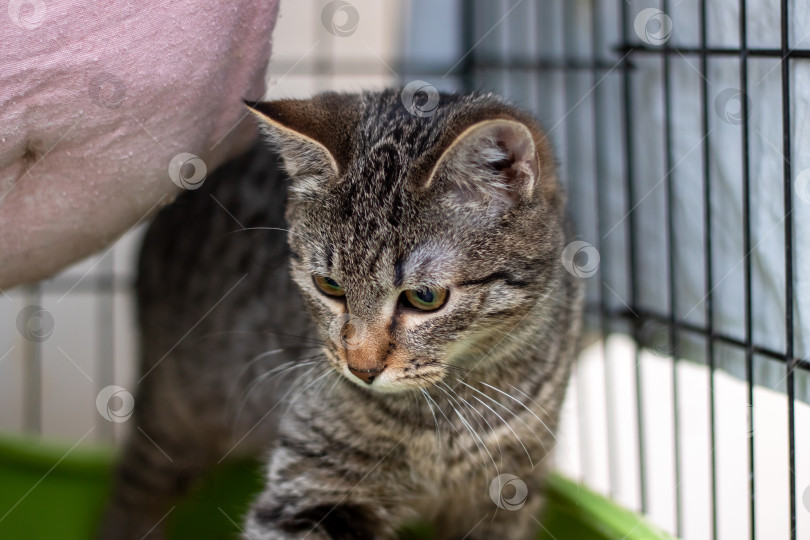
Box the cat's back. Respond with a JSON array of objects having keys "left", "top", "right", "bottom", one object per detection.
[
  {"left": 137, "top": 140, "right": 312, "bottom": 341},
  {"left": 135, "top": 142, "right": 317, "bottom": 442},
  {"left": 137, "top": 141, "right": 289, "bottom": 316}
]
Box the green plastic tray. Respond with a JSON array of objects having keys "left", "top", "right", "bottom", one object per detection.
[{"left": 0, "top": 434, "right": 675, "bottom": 539}]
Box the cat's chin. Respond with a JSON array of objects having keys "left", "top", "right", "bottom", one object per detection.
[{"left": 338, "top": 365, "right": 443, "bottom": 394}]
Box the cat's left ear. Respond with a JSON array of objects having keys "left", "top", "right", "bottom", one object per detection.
[
  {"left": 244, "top": 94, "right": 360, "bottom": 179},
  {"left": 425, "top": 119, "right": 540, "bottom": 206}
]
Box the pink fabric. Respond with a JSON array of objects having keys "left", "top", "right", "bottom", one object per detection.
[{"left": 0, "top": 0, "right": 280, "bottom": 288}]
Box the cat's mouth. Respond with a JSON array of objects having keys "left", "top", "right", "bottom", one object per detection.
[{"left": 324, "top": 348, "right": 445, "bottom": 393}]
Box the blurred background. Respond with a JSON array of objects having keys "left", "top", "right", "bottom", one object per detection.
[{"left": 1, "top": 1, "right": 809, "bottom": 539}]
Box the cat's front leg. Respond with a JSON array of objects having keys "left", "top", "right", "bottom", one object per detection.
[{"left": 243, "top": 444, "right": 398, "bottom": 540}]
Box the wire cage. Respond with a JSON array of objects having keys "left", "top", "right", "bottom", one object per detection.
[{"left": 1, "top": 1, "right": 808, "bottom": 539}]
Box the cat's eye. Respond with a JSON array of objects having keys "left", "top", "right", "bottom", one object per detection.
[
  {"left": 313, "top": 275, "right": 346, "bottom": 297},
  {"left": 401, "top": 287, "right": 448, "bottom": 311}
]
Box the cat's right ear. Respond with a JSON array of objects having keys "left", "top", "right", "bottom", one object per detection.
[{"left": 244, "top": 94, "right": 360, "bottom": 180}]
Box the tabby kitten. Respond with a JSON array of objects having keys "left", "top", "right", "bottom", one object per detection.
[{"left": 100, "top": 89, "right": 583, "bottom": 540}]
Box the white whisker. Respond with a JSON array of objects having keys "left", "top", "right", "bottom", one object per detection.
[
  {"left": 283, "top": 366, "right": 335, "bottom": 415},
  {"left": 419, "top": 388, "right": 441, "bottom": 445},
  {"left": 455, "top": 378, "right": 547, "bottom": 454},
  {"left": 229, "top": 348, "right": 286, "bottom": 404},
  {"left": 235, "top": 357, "right": 322, "bottom": 419},
  {"left": 424, "top": 388, "right": 460, "bottom": 437},
  {"left": 437, "top": 383, "right": 498, "bottom": 478},
  {"left": 468, "top": 377, "right": 559, "bottom": 447},
  {"left": 439, "top": 381, "right": 503, "bottom": 468},
  {"left": 226, "top": 226, "right": 318, "bottom": 250},
  {"left": 433, "top": 385, "right": 481, "bottom": 467}
]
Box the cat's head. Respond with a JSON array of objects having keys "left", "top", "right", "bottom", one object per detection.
[{"left": 247, "top": 89, "right": 566, "bottom": 393}]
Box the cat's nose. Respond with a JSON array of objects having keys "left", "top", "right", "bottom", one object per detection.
[
  {"left": 342, "top": 319, "right": 389, "bottom": 385},
  {"left": 348, "top": 366, "right": 382, "bottom": 384}
]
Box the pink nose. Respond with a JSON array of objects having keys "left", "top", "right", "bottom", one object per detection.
[{"left": 348, "top": 366, "right": 382, "bottom": 384}]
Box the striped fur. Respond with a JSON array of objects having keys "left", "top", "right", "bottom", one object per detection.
[{"left": 100, "top": 90, "right": 583, "bottom": 540}]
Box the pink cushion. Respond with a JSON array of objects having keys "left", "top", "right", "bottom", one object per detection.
[{"left": 0, "top": 0, "right": 280, "bottom": 288}]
